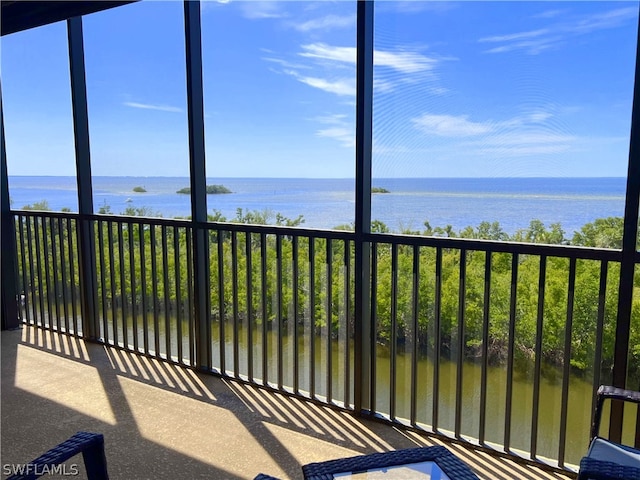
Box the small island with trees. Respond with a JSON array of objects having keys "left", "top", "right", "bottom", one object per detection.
[
  {"left": 177, "top": 184, "right": 232, "bottom": 195},
  {"left": 372, "top": 187, "right": 390, "bottom": 193},
  {"left": 132, "top": 186, "right": 147, "bottom": 193}
]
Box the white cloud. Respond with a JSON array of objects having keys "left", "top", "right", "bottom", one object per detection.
[
  {"left": 313, "top": 113, "right": 354, "bottom": 148},
  {"left": 482, "top": 37, "right": 562, "bottom": 55},
  {"left": 382, "top": 1, "right": 458, "bottom": 15},
  {"left": 299, "top": 43, "right": 438, "bottom": 74},
  {"left": 291, "top": 14, "right": 355, "bottom": 32},
  {"left": 411, "top": 110, "right": 579, "bottom": 158},
  {"left": 413, "top": 114, "right": 493, "bottom": 137},
  {"left": 298, "top": 76, "right": 355, "bottom": 96},
  {"left": 481, "top": 6, "right": 638, "bottom": 55},
  {"left": 123, "top": 102, "right": 182, "bottom": 113},
  {"left": 262, "top": 56, "right": 310, "bottom": 71},
  {"left": 532, "top": 9, "right": 566, "bottom": 19},
  {"left": 300, "top": 44, "right": 356, "bottom": 64},
  {"left": 316, "top": 127, "right": 354, "bottom": 147},
  {"left": 375, "top": 50, "right": 437, "bottom": 73},
  {"left": 240, "top": 1, "right": 286, "bottom": 20},
  {"left": 479, "top": 28, "right": 549, "bottom": 44},
  {"left": 570, "top": 7, "right": 637, "bottom": 34}
]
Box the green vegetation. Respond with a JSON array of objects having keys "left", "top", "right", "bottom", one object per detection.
[
  {"left": 132, "top": 186, "right": 147, "bottom": 193},
  {"left": 177, "top": 184, "right": 232, "bottom": 195},
  {"left": 372, "top": 187, "right": 390, "bottom": 193},
  {"left": 12, "top": 203, "right": 640, "bottom": 385},
  {"left": 207, "top": 184, "right": 232, "bottom": 194},
  {"left": 21, "top": 200, "right": 50, "bottom": 211}
]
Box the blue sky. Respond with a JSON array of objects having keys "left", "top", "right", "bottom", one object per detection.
[{"left": 2, "top": 1, "right": 638, "bottom": 178}]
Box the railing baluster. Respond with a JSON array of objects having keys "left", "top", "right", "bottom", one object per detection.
[
  {"left": 479, "top": 252, "right": 492, "bottom": 443},
  {"left": 59, "top": 218, "right": 70, "bottom": 333},
  {"left": 326, "top": 238, "right": 333, "bottom": 402},
  {"left": 150, "top": 224, "right": 160, "bottom": 355},
  {"left": 276, "top": 234, "right": 283, "bottom": 389},
  {"left": 592, "top": 261, "right": 608, "bottom": 430},
  {"left": 162, "top": 225, "right": 171, "bottom": 360},
  {"left": 292, "top": 236, "right": 300, "bottom": 394},
  {"left": 17, "top": 215, "right": 29, "bottom": 324},
  {"left": 33, "top": 216, "right": 46, "bottom": 326},
  {"left": 246, "top": 232, "right": 254, "bottom": 381},
  {"left": 344, "top": 240, "right": 352, "bottom": 408},
  {"left": 531, "top": 255, "right": 547, "bottom": 459},
  {"left": 261, "top": 232, "right": 268, "bottom": 385},
  {"left": 108, "top": 221, "right": 118, "bottom": 346},
  {"left": 231, "top": 231, "right": 239, "bottom": 377},
  {"left": 455, "top": 249, "right": 467, "bottom": 437},
  {"left": 410, "top": 245, "right": 419, "bottom": 425},
  {"left": 50, "top": 217, "right": 61, "bottom": 330},
  {"left": 118, "top": 222, "right": 128, "bottom": 348},
  {"left": 27, "top": 217, "right": 39, "bottom": 324},
  {"left": 370, "top": 241, "right": 378, "bottom": 413},
  {"left": 140, "top": 222, "right": 149, "bottom": 355},
  {"left": 174, "top": 227, "right": 183, "bottom": 363},
  {"left": 69, "top": 218, "right": 79, "bottom": 334},
  {"left": 504, "top": 253, "right": 518, "bottom": 450},
  {"left": 217, "top": 229, "right": 226, "bottom": 374},
  {"left": 41, "top": 217, "right": 54, "bottom": 328},
  {"left": 309, "top": 237, "right": 316, "bottom": 398},
  {"left": 98, "top": 220, "right": 108, "bottom": 341},
  {"left": 128, "top": 222, "right": 138, "bottom": 352},
  {"left": 558, "top": 257, "right": 576, "bottom": 466},
  {"left": 390, "top": 243, "right": 398, "bottom": 421},
  {"left": 186, "top": 227, "right": 195, "bottom": 365},
  {"left": 433, "top": 246, "right": 442, "bottom": 432}
]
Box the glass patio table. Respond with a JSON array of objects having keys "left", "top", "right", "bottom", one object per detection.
[{"left": 302, "top": 446, "right": 479, "bottom": 480}]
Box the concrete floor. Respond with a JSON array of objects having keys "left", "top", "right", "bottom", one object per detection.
[{"left": 1, "top": 326, "right": 574, "bottom": 480}]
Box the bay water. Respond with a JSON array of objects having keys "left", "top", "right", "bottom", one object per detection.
[{"left": 8, "top": 176, "right": 626, "bottom": 235}]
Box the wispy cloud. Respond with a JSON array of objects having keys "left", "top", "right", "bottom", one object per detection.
[
  {"left": 381, "top": 1, "right": 458, "bottom": 15},
  {"left": 123, "top": 102, "right": 182, "bottom": 113},
  {"left": 313, "top": 114, "right": 354, "bottom": 148},
  {"left": 480, "top": 6, "right": 637, "bottom": 55},
  {"left": 291, "top": 14, "right": 355, "bottom": 32},
  {"left": 299, "top": 44, "right": 355, "bottom": 64},
  {"left": 240, "top": 1, "right": 287, "bottom": 20},
  {"left": 298, "top": 76, "right": 355, "bottom": 96},
  {"left": 532, "top": 9, "right": 566, "bottom": 20},
  {"left": 411, "top": 110, "right": 579, "bottom": 158},
  {"left": 480, "top": 28, "right": 549, "bottom": 44},
  {"left": 299, "top": 43, "right": 438, "bottom": 74},
  {"left": 413, "top": 114, "right": 493, "bottom": 137}
]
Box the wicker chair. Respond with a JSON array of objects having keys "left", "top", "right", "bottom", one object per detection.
[
  {"left": 577, "top": 386, "right": 640, "bottom": 480},
  {"left": 301, "top": 445, "right": 479, "bottom": 480},
  {"left": 5, "top": 431, "right": 108, "bottom": 480}
]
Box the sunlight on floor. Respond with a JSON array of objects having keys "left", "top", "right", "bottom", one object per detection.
[{"left": 14, "top": 344, "right": 117, "bottom": 425}]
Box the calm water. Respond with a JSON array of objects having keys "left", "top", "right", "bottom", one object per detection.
[{"left": 8, "top": 176, "right": 626, "bottom": 235}]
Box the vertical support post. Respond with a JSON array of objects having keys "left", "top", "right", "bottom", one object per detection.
[
  {"left": 68, "top": 17, "right": 98, "bottom": 340},
  {"left": 1, "top": 86, "right": 20, "bottom": 330},
  {"left": 353, "top": 0, "right": 374, "bottom": 414},
  {"left": 184, "top": 0, "right": 211, "bottom": 371},
  {"left": 611, "top": 12, "right": 640, "bottom": 443}
]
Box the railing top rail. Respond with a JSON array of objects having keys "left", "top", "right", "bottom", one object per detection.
[
  {"left": 367, "top": 231, "right": 623, "bottom": 262},
  {"left": 11, "top": 208, "right": 630, "bottom": 261},
  {"left": 11, "top": 209, "right": 355, "bottom": 241}
]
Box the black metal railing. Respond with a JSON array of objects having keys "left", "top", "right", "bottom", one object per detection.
[
  {"left": 364, "top": 233, "right": 624, "bottom": 466},
  {"left": 13, "top": 210, "right": 640, "bottom": 469}
]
